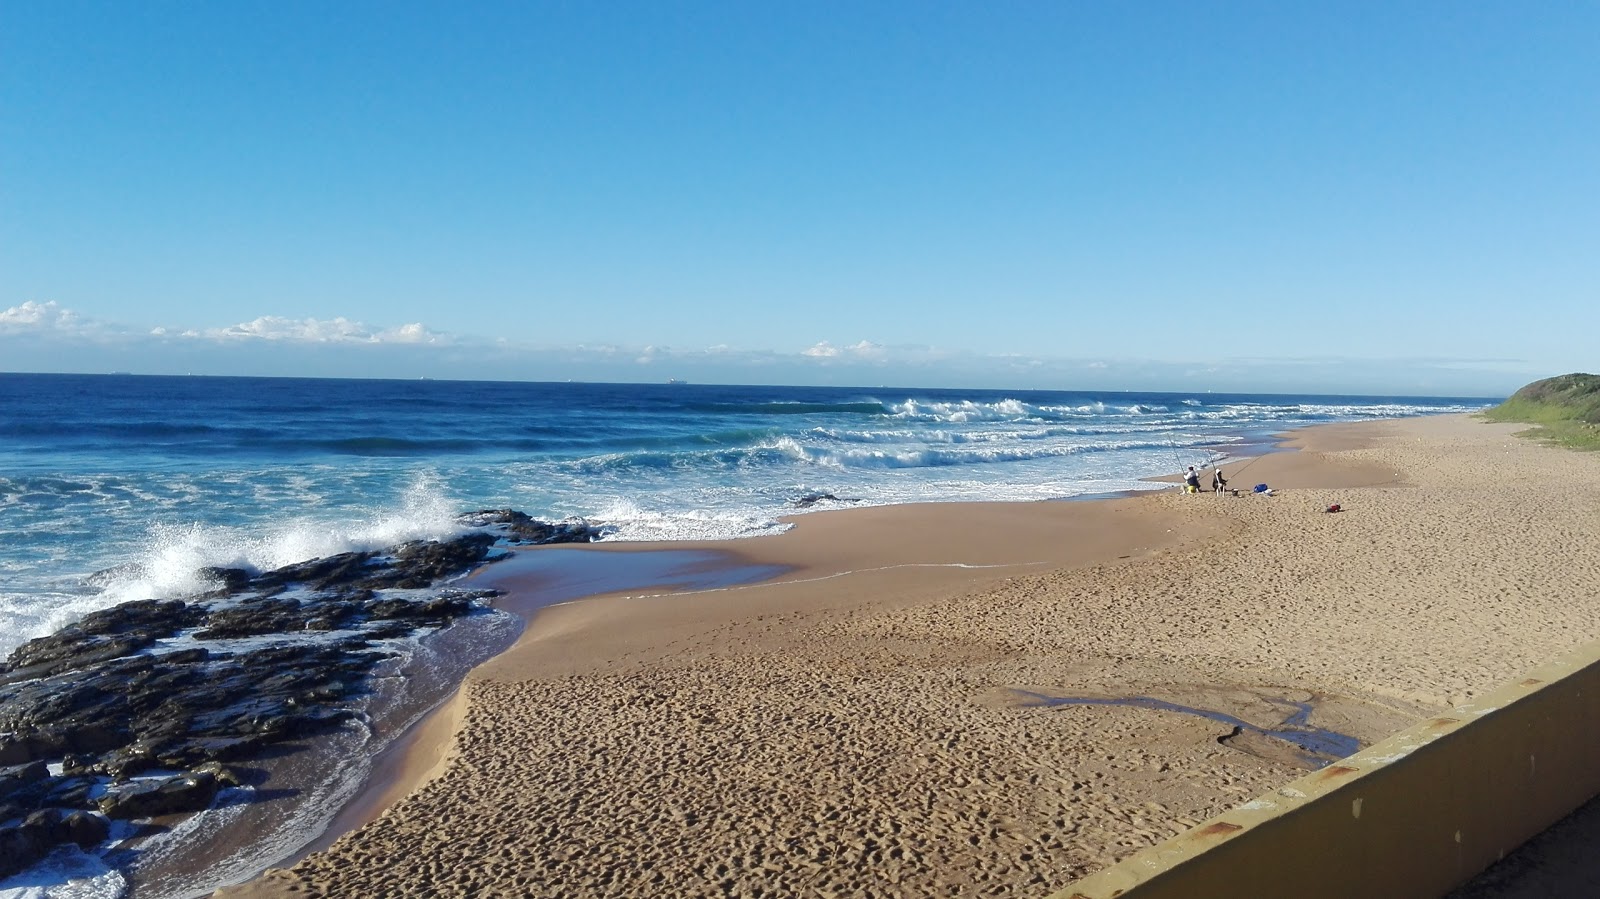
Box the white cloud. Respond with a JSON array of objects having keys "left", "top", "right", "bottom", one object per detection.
[
  {"left": 376, "top": 322, "right": 442, "bottom": 344},
  {"left": 800, "top": 340, "right": 934, "bottom": 365},
  {"left": 844, "top": 340, "right": 887, "bottom": 360},
  {"left": 185, "top": 315, "right": 446, "bottom": 345},
  {"left": 0, "top": 301, "right": 1530, "bottom": 394},
  {"left": 0, "top": 300, "right": 88, "bottom": 334}
]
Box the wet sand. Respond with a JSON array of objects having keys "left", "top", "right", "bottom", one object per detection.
[{"left": 222, "top": 413, "right": 1600, "bottom": 897}]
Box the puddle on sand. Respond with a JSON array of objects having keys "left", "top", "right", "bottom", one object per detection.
[
  {"left": 1014, "top": 691, "right": 1361, "bottom": 769},
  {"left": 471, "top": 546, "right": 790, "bottom": 616}
]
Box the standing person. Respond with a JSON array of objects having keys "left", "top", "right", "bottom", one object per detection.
[
  {"left": 1212, "top": 467, "right": 1228, "bottom": 494},
  {"left": 1183, "top": 466, "right": 1202, "bottom": 494}
]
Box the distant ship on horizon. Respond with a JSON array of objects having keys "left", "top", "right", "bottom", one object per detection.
[{"left": 667, "top": 378, "right": 688, "bottom": 385}]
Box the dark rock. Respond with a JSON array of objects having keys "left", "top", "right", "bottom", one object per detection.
[
  {"left": 304, "top": 601, "right": 361, "bottom": 631},
  {"left": 61, "top": 810, "right": 109, "bottom": 848},
  {"left": 42, "top": 776, "right": 100, "bottom": 810},
  {"left": 193, "top": 598, "right": 309, "bottom": 640},
  {"left": 792, "top": 492, "right": 840, "bottom": 508},
  {"left": 365, "top": 595, "right": 473, "bottom": 622},
  {"left": 191, "top": 761, "right": 242, "bottom": 788},
  {"left": 3, "top": 632, "right": 158, "bottom": 679},
  {"left": 158, "top": 647, "right": 210, "bottom": 666},
  {"left": 0, "top": 821, "right": 51, "bottom": 879},
  {"left": 197, "top": 566, "right": 253, "bottom": 596},
  {"left": 74, "top": 600, "right": 197, "bottom": 638},
  {"left": 364, "top": 620, "right": 418, "bottom": 640},
  {"left": 176, "top": 735, "right": 271, "bottom": 764},
  {"left": 2, "top": 599, "right": 201, "bottom": 677},
  {"left": 99, "top": 770, "right": 220, "bottom": 820},
  {"left": 0, "top": 740, "right": 31, "bottom": 767},
  {"left": 458, "top": 509, "right": 602, "bottom": 545},
  {"left": 0, "top": 762, "right": 50, "bottom": 801},
  {"left": 21, "top": 808, "right": 63, "bottom": 843},
  {"left": 252, "top": 551, "right": 378, "bottom": 591},
  {"left": 0, "top": 728, "right": 121, "bottom": 768},
  {"left": 91, "top": 740, "right": 164, "bottom": 781}
]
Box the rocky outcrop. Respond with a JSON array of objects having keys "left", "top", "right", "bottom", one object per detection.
[
  {"left": 3, "top": 599, "right": 203, "bottom": 679},
  {"left": 98, "top": 770, "right": 221, "bottom": 820},
  {"left": 0, "top": 514, "right": 584, "bottom": 883},
  {"left": 457, "top": 509, "right": 604, "bottom": 545}
]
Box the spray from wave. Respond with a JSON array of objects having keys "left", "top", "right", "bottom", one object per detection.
[
  {"left": 98, "top": 475, "right": 465, "bottom": 604},
  {"left": 0, "top": 477, "right": 466, "bottom": 656}
]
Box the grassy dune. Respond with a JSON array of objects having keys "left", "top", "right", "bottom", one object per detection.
[{"left": 1484, "top": 373, "right": 1600, "bottom": 450}]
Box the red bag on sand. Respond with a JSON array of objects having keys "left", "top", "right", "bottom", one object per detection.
[{"left": 1325, "top": 504, "right": 1341, "bottom": 513}]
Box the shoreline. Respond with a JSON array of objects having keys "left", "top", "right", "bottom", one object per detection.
[
  {"left": 220, "top": 437, "right": 1265, "bottom": 888},
  {"left": 224, "top": 412, "right": 1600, "bottom": 897}
]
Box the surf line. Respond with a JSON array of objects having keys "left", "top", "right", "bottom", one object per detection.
[{"left": 616, "top": 559, "right": 1058, "bottom": 602}]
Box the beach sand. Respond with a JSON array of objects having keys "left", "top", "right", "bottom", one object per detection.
[{"left": 221, "top": 414, "right": 1600, "bottom": 897}]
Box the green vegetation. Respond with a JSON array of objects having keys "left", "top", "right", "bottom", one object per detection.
[{"left": 1483, "top": 373, "right": 1600, "bottom": 450}]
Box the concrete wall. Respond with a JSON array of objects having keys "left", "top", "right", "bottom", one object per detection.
[{"left": 1052, "top": 641, "right": 1600, "bottom": 899}]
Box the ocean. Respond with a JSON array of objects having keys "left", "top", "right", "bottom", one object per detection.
[{"left": 0, "top": 373, "right": 1494, "bottom": 659}]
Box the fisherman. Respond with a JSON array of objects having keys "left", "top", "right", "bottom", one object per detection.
[
  {"left": 1212, "top": 467, "right": 1228, "bottom": 494},
  {"left": 1183, "top": 466, "right": 1202, "bottom": 494}
]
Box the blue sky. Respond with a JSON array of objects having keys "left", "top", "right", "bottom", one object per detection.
[{"left": 2, "top": 2, "right": 1594, "bottom": 395}]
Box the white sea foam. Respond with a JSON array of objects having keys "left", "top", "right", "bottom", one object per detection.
[
  {"left": 887, "top": 399, "right": 1038, "bottom": 422},
  {"left": 590, "top": 498, "right": 790, "bottom": 542},
  {"left": 0, "top": 851, "right": 127, "bottom": 899}
]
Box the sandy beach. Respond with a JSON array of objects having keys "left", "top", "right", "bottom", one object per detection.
[{"left": 221, "top": 413, "right": 1600, "bottom": 897}]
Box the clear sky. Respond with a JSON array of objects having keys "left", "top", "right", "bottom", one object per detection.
[{"left": 2, "top": 2, "right": 1595, "bottom": 395}]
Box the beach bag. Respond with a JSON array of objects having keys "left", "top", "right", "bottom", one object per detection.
[{"left": 1253, "top": 483, "right": 1269, "bottom": 494}]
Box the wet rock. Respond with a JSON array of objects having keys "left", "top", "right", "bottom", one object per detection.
[
  {"left": 792, "top": 492, "right": 840, "bottom": 508},
  {"left": 2, "top": 599, "right": 201, "bottom": 677},
  {"left": 0, "top": 821, "right": 51, "bottom": 879},
  {"left": 90, "top": 740, "right": 164, "bottom": 781},
  {"left": 60, "top": 810, "right": 109, "bottom": 848},
  {"left": 364, "top": 620, "right": 418, "bottom": 640},
  {"left": 191, "top": 761, "right": 242, "bottom": 788},
  {"left": 305, "top": 601, "right": 362, "bottom": 631},
  {"left": 0, "top": 724, "right": 127, "bottom": 767},
  {"left": 160, "top": 647, "right": 210, "bottom": 666},
  {"left": 365, "top": 594, "right": 474, "bottom": 622},
  {"left": 194, "top": 597, "right": 310, "bottom": 640},
  {"left": 197, "top": 566, "right": 253, "bottom": 596},
  {"left": 3, "top": 633, "right": 158, "bottom": 680},
  {"left": 41, "top": 776, "right": 100, "bottom": 810},
  {"left": 458, "top": 509, "right": 602, "bottom": 544},
  {"left": 99, "top": 770, "right": 220, "bottom": 820},
  {"left": 250, "top": 551, "right": 378, "bottom": 592},
  {"left": 172, "top": 735, "right": 271, "bottom": 764},
  {"left": 0, "top": 762, "right": 50, "bottom": 801}
]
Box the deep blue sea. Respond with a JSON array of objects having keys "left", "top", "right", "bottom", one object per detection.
[{"left": 0, "top": 373, "right": 1495, "bottom": 658}]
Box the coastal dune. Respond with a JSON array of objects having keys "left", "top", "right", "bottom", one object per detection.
[{"left": 226, "top": 414, "right": 1600, "bottom": 897}]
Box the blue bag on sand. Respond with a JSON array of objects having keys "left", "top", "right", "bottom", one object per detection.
[{"left": 1254, "top": 483, "right": 1269, "bottom": 493}]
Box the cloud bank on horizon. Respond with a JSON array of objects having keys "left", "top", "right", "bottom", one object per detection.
[{"left": 0, "top": 300, "right": 1532, "bottom": 396}]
